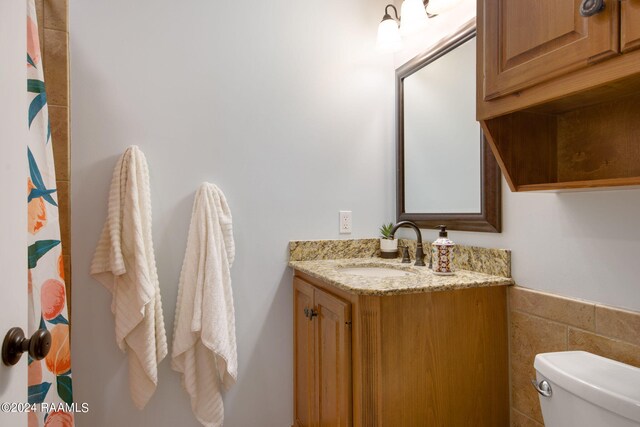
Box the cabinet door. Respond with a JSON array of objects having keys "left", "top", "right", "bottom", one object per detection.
[
  {"left": 315, "top": 288, "right": 352, "bottom": 427},
  {"left": 482, "top": 0, "right": 619, "bottom": 100},
  {"left": 622, "top": 0, "right": 640, "bottom": 52},
  {"left": 294, "top": 278, "right": 316, "bottom": 427}
]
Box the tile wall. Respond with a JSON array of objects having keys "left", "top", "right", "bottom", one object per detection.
[{"left": 509, "top": 286, "right": 640, "bottom": 426}]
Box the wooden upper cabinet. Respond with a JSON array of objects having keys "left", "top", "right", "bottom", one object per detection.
[
  {"left": 622, "top": 0, "right": 640, "bottom": 52},
  {"left": 483, "top": 0, "right": 619, "bottom": 100},
  {"left": 315, "top": 288, "right": 351, "bottom": 427},
  {"left": 294, "top": 278, "right": 316, "bottom": 427}
]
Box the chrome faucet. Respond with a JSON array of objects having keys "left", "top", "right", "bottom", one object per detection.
[{"left": 390, "top": 220, "right": 426, "bottom": 266}]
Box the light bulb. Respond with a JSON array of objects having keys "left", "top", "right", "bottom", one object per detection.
[
  {"left": 400, "top": 0, "right": 428, "bottom": 36},
  {"left": 377, "top": 18, "right": 402, "bottom": 52}
]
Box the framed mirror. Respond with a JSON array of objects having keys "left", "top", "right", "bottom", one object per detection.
[{"left": 396, "top": 27, "right": 501, "bottom": 233}]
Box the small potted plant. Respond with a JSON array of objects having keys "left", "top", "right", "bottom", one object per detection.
[{"left": 379, "top": 222, "right": 398, "bottom": 258}]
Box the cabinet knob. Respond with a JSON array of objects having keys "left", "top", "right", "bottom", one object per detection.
[
  {"left": 579, "top": 0, "right": 605, "bottom": 17},
  {"left": 1, "top": 327, "right": 51, "bottom": 366},
  {"left": 303, "top": 308, "right": 318, "bottom": 320}
]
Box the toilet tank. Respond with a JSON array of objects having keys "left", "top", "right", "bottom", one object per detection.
[{"left": 534, "top": 351, "right": 640, "bottom": 427}]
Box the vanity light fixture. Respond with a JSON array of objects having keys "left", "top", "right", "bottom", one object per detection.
[
  {"left": 400, "top": 0, "right": 429, "bottom": 36},
  {"left": 376, "top": 0, "right": 464, "bottom": 51},
  {"left": 377, "top": 5, "right": 402, "bottom": 52}
]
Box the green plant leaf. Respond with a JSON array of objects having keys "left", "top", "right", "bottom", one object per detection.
[
  {"left": 28, "top": 382, "right": 52, "bottom": 404},
  {"left": 28, "top": 240, "right": 61, "bottom": 269},
  {"left": 56, "top": 375, "right": 73, "bottom": 405},
  {"left": 379, "top": 222, "right": 394, "bottom": 239}
]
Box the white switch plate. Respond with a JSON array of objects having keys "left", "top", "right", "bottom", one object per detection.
[{"left": 339, "top": 211, "right": 352, "bottom": 234}]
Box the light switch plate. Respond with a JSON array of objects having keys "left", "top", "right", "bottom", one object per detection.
[{"left": 339, "top": 211, "right": 352, "bottom": 234}]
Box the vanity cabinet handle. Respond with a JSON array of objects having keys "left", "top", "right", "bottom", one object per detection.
[
  {"left": 303, "top": 308, "right": 318, "bottom": 320},
  {"left": 579, "top": 0, "right": 605, "bottom": 17}
]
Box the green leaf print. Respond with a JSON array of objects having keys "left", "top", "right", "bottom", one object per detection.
[{"left": 28, "top": 240, "right": 61, "bottom": 269}]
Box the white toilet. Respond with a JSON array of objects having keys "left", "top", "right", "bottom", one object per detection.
[{"left": 533, "top": 351, "right": 640, "bottom": 427}]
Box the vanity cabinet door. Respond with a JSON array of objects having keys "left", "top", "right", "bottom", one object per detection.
[
  {"left": 482, "top": 0, "right": 619, "bottom": 100},
  {"left": 622, "top": 0, "right": 640, "bottom": 52},
  {"left": 315, "top": 288, "right": 352, "bottom": 427},
  {"left": 294, "top": 278, "right": 316, "bottom": 427}
]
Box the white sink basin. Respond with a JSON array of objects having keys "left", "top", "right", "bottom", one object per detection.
[{"left": 338, "top": 266, "right": 416, "bottom": 278}]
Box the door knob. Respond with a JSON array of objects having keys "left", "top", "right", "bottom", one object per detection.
[
  {"left": 2, "top": 327, "right": 51, "bottom": 366},
  {"left": 579, "top": 0, "right": 605, "bottom": 17}
]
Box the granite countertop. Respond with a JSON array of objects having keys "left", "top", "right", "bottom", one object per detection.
[{"left": 289, "top": 257, "right": 513, "bottom": 296}]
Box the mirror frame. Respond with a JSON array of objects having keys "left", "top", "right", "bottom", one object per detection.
[{"left": 396, "top": 27, "right": 502, "bottom": 233}]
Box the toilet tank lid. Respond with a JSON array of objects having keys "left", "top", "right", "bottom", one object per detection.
[{"left": 535, "top": 351, "right": 640, "bottom": 423}]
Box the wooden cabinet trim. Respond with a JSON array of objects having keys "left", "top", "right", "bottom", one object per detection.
[
  {"left": 483, "top": 0, "right": 619, "bottom": 100},
  {"left": 621, "top": 0, "right": 640, "bottom": 53},
  {"left": 293, "top": 278, "right": 316, "bottom": 427},
  {"left": 315, "top": 288, "right": 352, "bottom": 427}
]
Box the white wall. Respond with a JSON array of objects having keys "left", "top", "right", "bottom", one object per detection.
[
  {"left": 70, "top": 0, "right": 640, "bottom": 425},
  {"left": 393, "top": 1, "right": 640, "bottom": 313},
  {"left": 70, "top": 0, "right": 395, "bottom": 426}
]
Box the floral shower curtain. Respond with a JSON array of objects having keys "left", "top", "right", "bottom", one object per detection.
[{"left": 26, "top": 1, "right": 74, "bottom": 426}]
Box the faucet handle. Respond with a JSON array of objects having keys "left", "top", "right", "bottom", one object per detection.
[{"left": 400, "top": 246, "right": 411, "bottom": 263}]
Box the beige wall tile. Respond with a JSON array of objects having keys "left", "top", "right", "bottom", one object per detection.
[
  {"left": 510, "top": 311, "right": 568, "bottom": 376},
  {"left": 510, "top": 311, "right": 567, "bottom": 423},
  {"left": 43, "top": 29, "right": 68, "bottom": 107},
  {"left": 568, "top": 328, "right": 640, "bottom": 368},
  {"left": 511, "top": 369, "right": 544, "bottom": 423},
  {"left": 44, "top": 0, "right": 68, "bottom": 32},
  {"left": 50, "top": 106, "right": 69, "bottom": 181},
  {"left": 57, "top": 181, "right": 70, "bottom": 257},
  {"left": 595, "top": 305, "right": 640, "bottom": 347},
  {"left": 512, "top": 408, "right": 544, "bottom": 427},
  {"left": 510, "top": 287, "right": 595, "bottom": 331},
  {"left": 509, "top": 289, "right": 640, "bottom": 425}
]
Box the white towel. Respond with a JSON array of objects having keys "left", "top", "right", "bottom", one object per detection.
[
  {"left": 90, "top": 146, "right": 168, "bottom": 409},
  {"left": 171, "top": 182, "right": 237, "bottom": 427}
]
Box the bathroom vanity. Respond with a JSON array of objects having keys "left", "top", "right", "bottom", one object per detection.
[{"left": 290, "top": 248, "right": 513, "bottom": 427}]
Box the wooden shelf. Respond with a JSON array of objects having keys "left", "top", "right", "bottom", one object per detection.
[
  {"left": 481, "top": 88, "right": 640, "bottom": 192},
  {"left": 516, "top": 178, "right": 640, "bottom": 192}
]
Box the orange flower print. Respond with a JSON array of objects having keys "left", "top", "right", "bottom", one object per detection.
[
  {"left": 45, "top": 324, "right": 71, "bottom": 375},
  {"left": 43, "top": 411, "right": 73, "bottom": 427},
  {"left": 28, "top": 411, "right": 39, "bottom": 427},
  {"left": 41, "top": 279, "right": 66, "bottom": 321},
  {"left": 58, "top": 254, "right": 65, "bottom": 280},
  {"left": 28, "top": 360, "right": 42, "bottom": 386},
  {"left": 27, "top": 178, "right": 47, "bottom": 234},
  {"left": 27, "top": 16, "right": 41, "bottom": 68}
]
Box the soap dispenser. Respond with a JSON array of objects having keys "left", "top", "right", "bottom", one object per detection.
[{"left": 432, "top": 225, "right": 455, "bottom": 275}]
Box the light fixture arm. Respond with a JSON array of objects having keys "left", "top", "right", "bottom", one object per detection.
[
  {"left": 422, "top": 0, "right": 438, "bottom": 18},
  {"left": 382, "top": 4, "right": 400, "bottom": 22}
]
